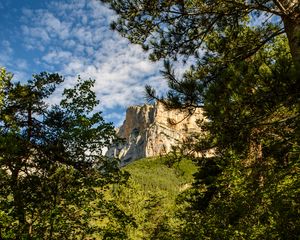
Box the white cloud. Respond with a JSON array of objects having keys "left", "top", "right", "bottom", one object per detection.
[
  {"left": 105, "top": 111, "right": 125, "bottom": 127},
  {"left": 22, "top": 26, "right": 50, "bottom": 43},
  {"left": 0, "top": 41, "right": 30, "bottom": 78},
  {"left": 15, "top": 59, "right": 28, "bottom": 70},
  {"left": 16, "top": 0, "right": 168, "bottom": 125},
  {"left": 42, "top": 50, "right": 73, "bottom": 64},
  {"left": 12, "top": 70, "right": 29, "bottom": 83},
  {"left": 0, "top": 41, "right": 13, "bottom": 66}
]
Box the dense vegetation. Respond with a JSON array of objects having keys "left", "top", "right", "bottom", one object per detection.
[
  {"left": 111, "top": 156, "right": 197, "bottom": 239},
  {"left": 102, "top": 0, "right": 300, "bottom": 239},
  {"left": 1, "top": 0, "right": 300, "bottom": 239},
  {"left": 0, "top": 70, "right": 131, "bottom": 239}
]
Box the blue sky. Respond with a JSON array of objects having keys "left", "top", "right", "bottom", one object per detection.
[{"left": 0, "top": 0, "right": 167, "bottom": 126}]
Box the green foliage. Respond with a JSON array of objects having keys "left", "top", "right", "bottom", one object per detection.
[
  {"left": 110, "top": 157, "right": 197, "bottom": 239},
  {"left": 0, "top": 72, "right": 130, "bottom": 239},
  {"left": 102, "top": 0, "right": 300, "bottom": 67},
  {"left": 175, "top": 37, "right": 300, "bottom": 239},
  {"left": 0, "top": 68, "right": 12, "bottom": 107},
  {"left": 102, "top": 0, "right": 300, "bottom": 239},
  {"left": 177, "top": 154, "right": 300, "bottom": 239}
]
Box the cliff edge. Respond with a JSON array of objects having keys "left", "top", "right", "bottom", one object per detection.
[{"left": 106, "top": 102, "right": 204, "bottom": 165}]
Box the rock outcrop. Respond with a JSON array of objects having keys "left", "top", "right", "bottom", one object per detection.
[{"left": 107, "top": 102, "right": 204, "bottom": 165}]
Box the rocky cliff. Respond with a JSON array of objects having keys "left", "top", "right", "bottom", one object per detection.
[{"left": 107, "top": 102, "right": 204, "bottom": 165}]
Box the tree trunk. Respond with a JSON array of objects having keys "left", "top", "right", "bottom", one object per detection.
[
  {"left": 11, "top": 168, "right": 27, "bottom": 239},
  {"left": 282, "top": 8, "right": 300, "bottom": 68},
  {"left": 27, "top": 104, "right": 32, "bottom": 141},
  {"left": 246, "top": 128, "right": 265, "bottom": 187}
]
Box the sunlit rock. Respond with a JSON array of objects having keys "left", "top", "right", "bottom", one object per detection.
[{"left": 106, "top": 102, "right": 204, "bottom": 165}]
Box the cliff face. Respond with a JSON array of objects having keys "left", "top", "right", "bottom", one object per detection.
[{"left": 107, "top": 102, "right": 204, "bottom": 165}]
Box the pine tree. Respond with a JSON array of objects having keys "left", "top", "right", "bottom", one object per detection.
[
  {"left": 0, "top": 71, "right": 131, "bottom": 239},
  {"left": 175, "top": 36, "right": 299, "bottom": 239},
  {"left": 101, "top": 0, "right": 300, "bottom": 238},
  {"left": 102, "top": 0, "right": 300, "bottom": 67}
]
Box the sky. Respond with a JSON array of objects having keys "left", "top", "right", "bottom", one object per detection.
[{"left": 0, "top": 0, "right": 168, "bottom": 126}]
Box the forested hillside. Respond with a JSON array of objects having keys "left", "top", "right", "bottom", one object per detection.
[{"left": 111, "top": 156, "right": 197, "bottom": 239}]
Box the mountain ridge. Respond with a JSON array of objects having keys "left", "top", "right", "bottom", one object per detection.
[{"left": 107, "top": 102, "right": 204, "bottom": 165}]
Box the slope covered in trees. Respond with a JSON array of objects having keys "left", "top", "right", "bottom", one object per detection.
[{"left": 110, "top": 156, "right": 197, "bottom": 239}]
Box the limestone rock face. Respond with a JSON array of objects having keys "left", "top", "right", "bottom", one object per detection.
[{"left": 106, "top": 102, "right": 204, "bottom": 165}]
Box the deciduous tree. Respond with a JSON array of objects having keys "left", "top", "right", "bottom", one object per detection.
[{"left": 0, "top": 71, "right": 130, "bottom": 239}]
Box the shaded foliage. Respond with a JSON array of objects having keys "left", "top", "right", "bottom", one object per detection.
[
  {"left": 102, "top": 0, "right": 300, "bottom": 239},
  {"left": 175, "top": 37, "right": 300, "bottom": 239},
  {"left": 0, "top": 71, "right": 131, "bottom": 239}
]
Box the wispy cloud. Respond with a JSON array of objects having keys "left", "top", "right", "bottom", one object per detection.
[
  {"left": 16, "top": 0, "right": 167, "bottom": 124},
  {"left": 0, "top": 40, "right": 13, "bottom": 65},
  {"left": 0, "top": 40, "right": 30, "bottom": 80}
]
